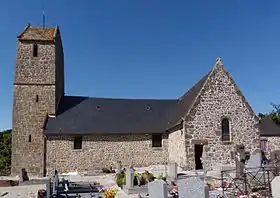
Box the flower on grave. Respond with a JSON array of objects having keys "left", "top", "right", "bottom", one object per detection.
[
  {"left": 248, "top": 192, "right": 261, "bottom": 198},
  {"left": 104, "top": 187, "right": 117, "bottom": 198}
]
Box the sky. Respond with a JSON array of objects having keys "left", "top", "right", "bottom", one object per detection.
[{"left": 0, "top": 0, "right": 280, "bottom": 131}]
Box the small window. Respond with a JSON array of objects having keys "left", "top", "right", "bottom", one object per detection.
[
  {"left": 152, "top": 134, "right": 162, "bottom": 147},
  {"left": 221, "top": 118, "right": 230, "bottom": 141},
  {"left": 74, "top": 136, "right": 82, "bottom": 150},
  {"left": 145, "top": 104, "right": 151, "bottom": 111},
  {"left": 28, "top": 135, "right": 31, "bottom": 142},
  {"left": 33, "top": 44, "right": 38, "bottom": 57},
  {"left": 96, "top": 105, "right": 101, "bottom": 112},
  {"left": 35, "top": 95, "right": 39, "bottom": 102},
  {"left": 260, "top": 140, "right": 268, "bottom": 152}
]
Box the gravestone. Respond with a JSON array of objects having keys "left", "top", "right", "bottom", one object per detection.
[
  {"left": 168, "top": 162, "right": 177, "bottom": 180},
  {"left": 148, "top": 180, "right": 168, "bottom": 198},
  {"left": 126, "top": 168, "right": 134, "bottom": 189},
  {"left": 178, "top": 176, "right": 209, "bottom": 198},
  {"left": 116, "top": 161, "right": 122, "bottom": 174},
  {"left": 246, "top": 153, "right": 261, "bottom": 168},
  {"left": 270, "top": 150, "right": 280, "bottom": 176},
  {"left": 271, "top": 175, "right": 280, "bottom": 198},
  {"left": 235, "top": 146, "right": 246, "bottom": 178},
  {"left": 20, "top": 168, "right": 29, "bottom": 182}
]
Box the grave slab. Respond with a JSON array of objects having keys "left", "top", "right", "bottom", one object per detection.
[
  {"left": 271, "top": 175, "right": 280, "bottom": 198},
  {"left": 148, "top": 180, "right": 168, "bottom": 198},
  {"left": 178, "top": 176, "right": 209, "bottom": 198}
]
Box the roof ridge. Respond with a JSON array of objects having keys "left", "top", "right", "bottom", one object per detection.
[
  {"left": 17, "top": 23, "right": 31, "bottom": 38},
  {"left": 64, "top": 95, "right": 178, "bottom": 101}
]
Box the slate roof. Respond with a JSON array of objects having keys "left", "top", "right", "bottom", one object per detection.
[
  {"left": 259, "top": 117, "right": 280, "bottom": 136},
  {"left": 167, "top": 72, "right": 210, "bottom": 128},
  {"left": 18, "top": 24, "right": 56, "bottom": 41},
  {"left": 44, "top": 96, "right": 178, "bottom": 135}
]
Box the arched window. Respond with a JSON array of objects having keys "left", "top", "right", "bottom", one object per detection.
[{"left": 222, "top": 118, "right": 230, "bottom": 141}]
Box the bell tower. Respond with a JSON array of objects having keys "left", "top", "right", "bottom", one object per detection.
[{"left": 11, "top": 24, "right": 65, "bottom": 176}]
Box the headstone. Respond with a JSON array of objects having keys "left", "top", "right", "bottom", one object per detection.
[
  {"left": 46, "top": 178, "right": 51, "bottom": 198},
  {"left": 178, "top": 176, "right": 209, "bottom": 198},
  {"left": 271, "top": 175, "right": 280, "bottom": 198},
  {"left": 52, "top": 170, "right": 59, "bottom": 195},
  {"left": 116, "top": 161, "right": 122, "bottom": 174},
  {"left": 125, "top": 168, "right": 134, "bottom": 189},
  {"left": 270, "top": 150, "right": 280, "bottom": 176},
  {"left": 148, "top": 180, "right": 168, "bottom": 198},
  {"left": 168, "top": 162, "right": 177, "bottom": 180},
  {"left": 20, "top": 168, "right": 29, "bottom": 182},
  {"left": 246, "top": 153, "right": 261, "bottom": 171}
]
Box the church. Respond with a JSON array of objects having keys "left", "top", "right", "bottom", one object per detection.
[{"left": 11, "top": 24, "right": 280, "bottom": 177}]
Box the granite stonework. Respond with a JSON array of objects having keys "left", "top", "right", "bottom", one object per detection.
[
  {"left": 262, "top": 137, "right": 280, "bottom": 158},
  {"left": 46, "top": 134, "right": 168, "bottom": 174},
  {"left": 183, "top": 63, "right": 260, "bottom": 170},
  {"left": 11, "top": 25, "right": 270, "bottom": 177},
  {"left": 168, "top": 129, "right": 186, "bottom": 168},
  {"left": 11, "top": 27, "right": 64, "bottom": 177}
]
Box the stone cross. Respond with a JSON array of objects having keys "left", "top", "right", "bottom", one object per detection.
[
  {"left": 148, "top": 180, "right": 168, "bottom": 198},
  {"left": 216, "top": 57, "right": 223, "bottom": 65},
  {"left": 168, "top": 162, "right": 177, "bottom": 181}
]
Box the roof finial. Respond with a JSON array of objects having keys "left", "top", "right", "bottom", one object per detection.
[
  {"left": 42, "top": 7, "right": 46, "bottom": 28},
  {"left": 216, "top": 57, "right": 223, "bottom": 65}
]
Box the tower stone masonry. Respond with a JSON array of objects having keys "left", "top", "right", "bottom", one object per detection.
[{"left": 11, "top": 24, "right": 65, "bottom": 176}]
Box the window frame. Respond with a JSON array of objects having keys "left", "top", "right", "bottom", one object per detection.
[
  {"left": 221, "top": 118, "right": 230, "bottom": 141},
  {"left": 33, "top": 44, "right": 38, "bottom": 57},
  {"left": 73, "top": 136, "right": 83, "bottom": 150},
  {"left": 152, "top": 134, "right": 162, "bottom": 147},
  {"left": 260, "top": 139, "right": 268, "bottom": 152}
]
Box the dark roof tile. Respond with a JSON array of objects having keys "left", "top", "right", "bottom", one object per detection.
[
  {"left": 45, "top": 96, "right": 178, "bottom": 135},
  {"left": 259, "top": 117, "right": 280, "bottom": 136}
]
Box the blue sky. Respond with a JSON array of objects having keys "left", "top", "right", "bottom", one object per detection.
[{"left": 0, "top": 0, "right": 279, "bottom": 131}]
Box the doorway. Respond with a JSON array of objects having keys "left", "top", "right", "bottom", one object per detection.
[{"left": 194, "top": 144, "right": 204, "bottom": 170}]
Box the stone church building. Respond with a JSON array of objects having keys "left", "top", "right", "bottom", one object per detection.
[{"left": 11, "top": 24, "right": 280, "bottom": 177}]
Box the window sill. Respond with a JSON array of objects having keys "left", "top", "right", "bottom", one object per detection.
[
  {"left": 151, "top": 147, "right": 163, "bottom": 151},
  {"left": 73, "top": 149, "right": 83, "bottom": 152}
]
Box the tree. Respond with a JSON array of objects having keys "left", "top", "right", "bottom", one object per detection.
[
  {"left": 259, "top": 103, "right": 280, "bottom": 126},
  {"left": 0, "top": 130, "right": 11, "bottom": 170}
]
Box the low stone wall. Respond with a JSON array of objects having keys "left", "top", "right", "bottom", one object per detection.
[{"left": 46, "top": 134, "right": 168, "bottom": 174}]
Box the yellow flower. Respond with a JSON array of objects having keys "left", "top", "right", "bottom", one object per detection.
[{"left": 104, "top": 187, "right": 117, "bottom": 198}]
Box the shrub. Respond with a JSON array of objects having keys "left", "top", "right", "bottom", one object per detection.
[{"left": 116, "top": 172, "right": 126, "bottom": 187}]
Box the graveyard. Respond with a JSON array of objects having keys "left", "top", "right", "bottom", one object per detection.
[{"left": 0, "top": 146, "right": 279, "bottom": 198}]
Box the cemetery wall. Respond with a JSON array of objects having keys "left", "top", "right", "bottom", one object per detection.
[
  {"left": 168, "top": 129, "right": 187, "bottom": 167},
  {"left": 46, "top": 134, "right": 169, "bottom": 174},
  {"left": 263, "top": 136, "right": 280, "bottom": 158},
  {"left": 184, "top": 64, "right": 260, "bottom": 170}
]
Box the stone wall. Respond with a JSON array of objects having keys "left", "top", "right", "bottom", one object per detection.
[
  {"left": 184, "top": 64, "right": 260, "bottom": 170},
  {"left": 11, "top": 29, "right": 64, "bottom": 176},
  {"left": 261, "top": 136, "right": 280, "bottom": 158},
  {"left": 168, "top": 129, "right": 187, "bottom": 168},
  {"left": 46, "top": 134, "right": 168, "bottom": 174}
]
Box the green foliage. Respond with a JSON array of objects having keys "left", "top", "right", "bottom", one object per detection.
[
  {"left": 116, "top": 172, "right": 126, "bottom": 187},
  {"left": 259, "top": 103, "right": 280, "bottom": 126},
  {"left": 0, "top": 129, "right": 12, "bottom": 171}
]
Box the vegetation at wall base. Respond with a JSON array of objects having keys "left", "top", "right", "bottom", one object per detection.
[{"left": 0, "top": 129, "right": 11, "bottom": 176}]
